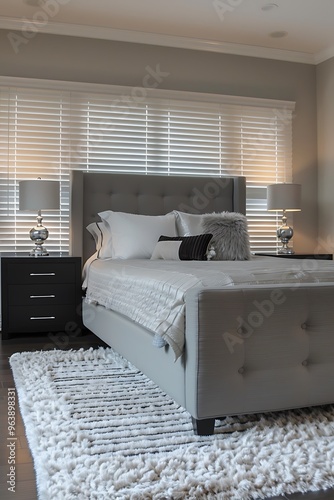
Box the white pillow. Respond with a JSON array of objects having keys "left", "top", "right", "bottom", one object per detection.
[
  {"left": 86, "top": 220, "right": 113, "bottom": 259},
  {"left": 151, "top": 240, "right": 182, "bottom": 260},
  {"left": 86, "top": 222, "right": 102, "bottom": 252},
  {"left": 98, "top": 211, "right": 177, "bottom": 259},
  {"left": 173, "top": 210, "right": 205, "bottom": 236}
]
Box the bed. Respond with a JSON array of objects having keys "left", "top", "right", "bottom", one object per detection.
[{"left": 70, "top": 171, "right": 334, "bottom": 435}]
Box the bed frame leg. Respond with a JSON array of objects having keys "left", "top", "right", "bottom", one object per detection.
[{"left": 192, "top": 417, "right": 215, "bottom": 436}]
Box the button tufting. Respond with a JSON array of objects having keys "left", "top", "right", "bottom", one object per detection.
[
  {"left": 301, "top": 322, "right": 308, "bottom": 329},
  {"left": 302, "top": 360, "right": 308, "bottom": 366},
  {"left": 238, "top": 367, "right": 244, "bottom": 374}
]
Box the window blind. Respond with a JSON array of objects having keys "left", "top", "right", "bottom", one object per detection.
[{"left": 0, "top": 81, "right": 294, "bottom": 254}]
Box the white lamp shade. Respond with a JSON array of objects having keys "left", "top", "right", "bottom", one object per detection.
[
  {"left": 19, "top": 180, "right": 60, "bottom": 211},
  {"left": 267, "top": 183, "right": 301, "bottom": 211}
]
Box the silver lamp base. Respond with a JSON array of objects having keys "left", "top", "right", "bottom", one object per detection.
[
  {"left": 278, "top": 246, "right": 295, "bottom": 255},
  {"left": 277, "top": 216, "right": 294, "bottom": 254},
  {"left": 29, "top": 244, "right": 49, "bottom": 257},
  {"left": 29, "top": 212, "right": 49, "bottom": 256}
]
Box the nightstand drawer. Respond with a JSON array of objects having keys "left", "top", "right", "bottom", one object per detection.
[
  {"left": 8, "top": 283, "right": 76, "bottom": 306},
  {"left": 7, "top": 305, "right": 77, "bottom": 333},
  {"left": 7, "top": 262, "right": 77, "bottom": 284}
]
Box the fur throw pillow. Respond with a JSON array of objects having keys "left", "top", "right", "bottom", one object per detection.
[{"left": 201, "top": 212, "right": 251, "bottom": 260}]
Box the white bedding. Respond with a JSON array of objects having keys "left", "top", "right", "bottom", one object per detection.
[{"left": 84, "top": 256, "right": 334, "bottom": 359}]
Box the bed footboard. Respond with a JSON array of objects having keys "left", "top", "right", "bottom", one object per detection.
[
  {"left": 83, "top": 283, "right": 334, "bottom": 436},
  {"left": 185, "top": 283, "right": 334, "bottom": 424}
]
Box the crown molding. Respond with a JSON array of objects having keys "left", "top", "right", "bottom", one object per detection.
[
  {"left": 0, "top": 16, "right": 321, "bottom": 65},
  {"left": 314, "top": 46, "right": 334, "bottom": 65}
]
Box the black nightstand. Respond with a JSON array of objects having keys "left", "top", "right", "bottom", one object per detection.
[
  {"left": 1, "top": 255, "right": 82, "bottom": 340},
  {"left": 255, "top": 253, "right": 333, "bottom": 260}
]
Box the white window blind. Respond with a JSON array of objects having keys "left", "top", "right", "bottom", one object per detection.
[{"left": 0, "top": 81, "right": 294, "bottom": 254}]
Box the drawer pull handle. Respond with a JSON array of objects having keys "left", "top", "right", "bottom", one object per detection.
[
  {"left": 30, "top": 316, "right": 56, "bottom": 320},
  {"left": 30, "top": 273, "right": 56, "bottom": 276},
  {"left": 30, "top": 295, "right": 56, "bottom": 299}
]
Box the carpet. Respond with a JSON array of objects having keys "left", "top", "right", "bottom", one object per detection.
[{"left": 10, "top": 347, "right": 334, "bottom": 500}]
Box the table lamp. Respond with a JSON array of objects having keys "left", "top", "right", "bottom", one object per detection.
[
  {"left": 267, "top": 183, "right": 301, "bottom": 254},
  {"left": 19, "top": 179, "right": 60, "bottom": 256}
]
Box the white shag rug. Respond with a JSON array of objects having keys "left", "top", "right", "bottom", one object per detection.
[{"left": 10, "top": 347, "right": 334, "bottom": 500}]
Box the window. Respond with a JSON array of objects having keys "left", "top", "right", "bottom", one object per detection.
[{"left": 0, "top": 78, "right": 294, "bottom": 254}]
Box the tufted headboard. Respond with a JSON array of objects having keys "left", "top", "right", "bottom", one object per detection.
[{"left": 70, "top": 171, "right": 246, "bottom": 262}]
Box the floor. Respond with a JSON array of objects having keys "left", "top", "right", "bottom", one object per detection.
[{"left": 0, "top": 331, "right": 334, "bottom": 500}]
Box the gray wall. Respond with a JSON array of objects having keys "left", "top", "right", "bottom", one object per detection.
[
  {"left": 0, "top": 29, "right": 318, "bottom": 251},
  {"left": 317, "top": 57, "right": 334, "bottom": 255}
]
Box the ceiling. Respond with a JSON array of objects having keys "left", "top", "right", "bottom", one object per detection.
[{"left": 1, "top": 0, "right": 334, "bottom": 64}]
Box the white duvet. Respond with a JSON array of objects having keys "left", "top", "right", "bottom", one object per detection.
[{"left": 84, "top": 256, "right": 334, "bottom": 359}]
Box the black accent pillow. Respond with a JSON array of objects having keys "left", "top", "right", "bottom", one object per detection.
[{"left": 151, "top": 234, "right": 213, "bottom": 261}]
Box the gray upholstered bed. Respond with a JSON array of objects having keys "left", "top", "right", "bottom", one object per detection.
[{"left": 70, "top": 171, "right": 334, "bottom": 435}]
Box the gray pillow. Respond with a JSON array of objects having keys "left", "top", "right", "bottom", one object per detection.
[{"left": 201, "top": 212, "right": 251, "bottom": 260}]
